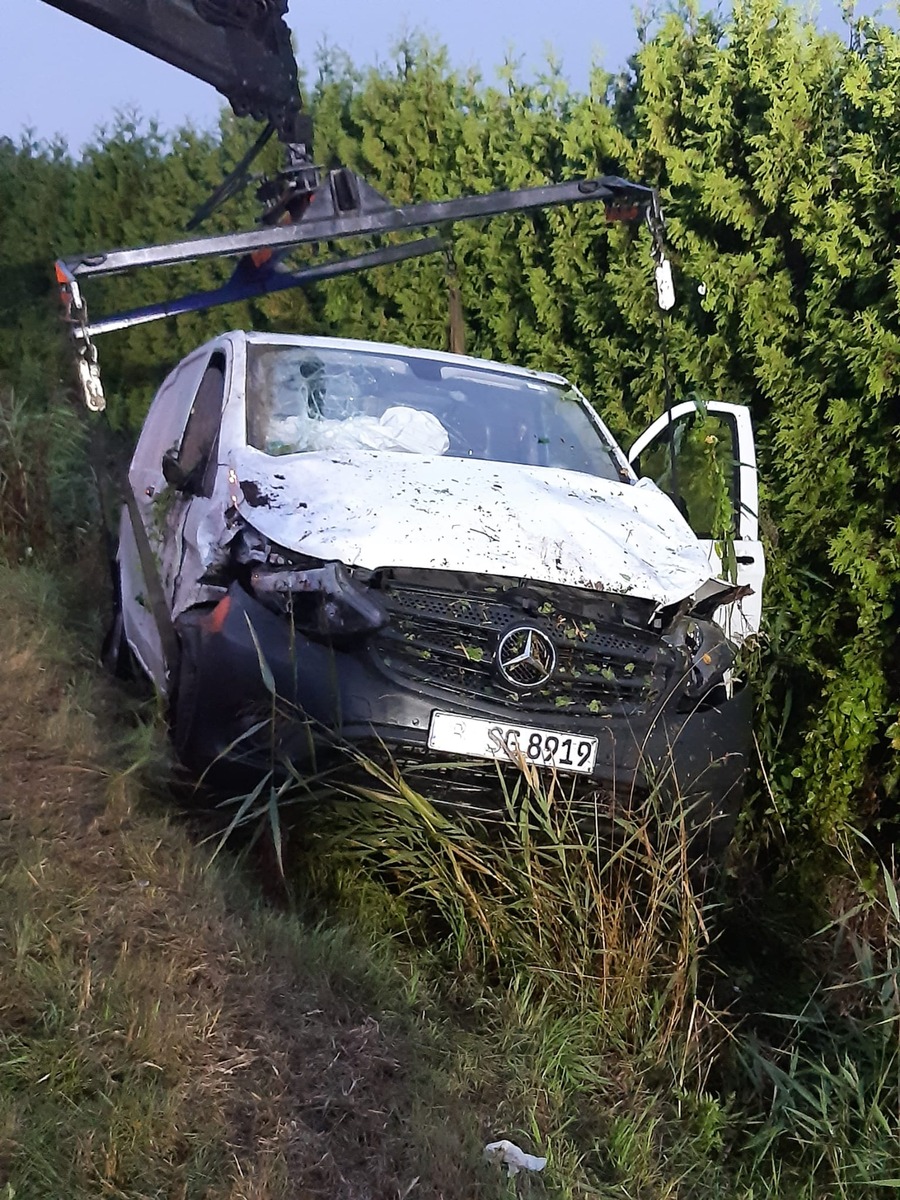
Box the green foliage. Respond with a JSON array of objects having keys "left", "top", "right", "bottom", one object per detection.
[
  {"left": 736, "top": 846, "right": 900, "bottom": 1197},
  {"left": 2, "top": 2, "right": 899, "bottom": 841},
  {"left": 629, "top": 3, "right": 900, "bottom": 842},
  {"left": 0, "top": 385, "right": 94, "bottom": 562}
]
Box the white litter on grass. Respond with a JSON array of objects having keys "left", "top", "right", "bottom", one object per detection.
[{"left": 484, "top": 1140, "right": 548, "bottom": 1178}]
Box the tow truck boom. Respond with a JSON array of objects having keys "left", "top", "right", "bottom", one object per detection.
[
  {"left": 38, "top": 0, "right": 673, "bottom": 413},
  {"left": 41, "top": 0, "right": 310, "bottom": 142}
]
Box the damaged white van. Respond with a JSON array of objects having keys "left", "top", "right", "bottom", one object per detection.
[{"left": 111, "top": 331, "right": 764, "bottom": 828}]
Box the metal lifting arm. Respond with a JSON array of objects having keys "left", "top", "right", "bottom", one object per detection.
[
  {"left": 61, "top": 172, "right": 654, "bottom": 281},
  {"left": 55, "top": 168, "right": 668, "bottom": 411},
  {"left": 64, "top": 236, "right": 447, "bottom": 338},
  {"left": 39, "top": 2, "right": 671, "bottom": 410}
]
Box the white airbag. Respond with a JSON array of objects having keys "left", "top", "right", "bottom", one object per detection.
[{"left": 268, "top": 405, "right": 449, "bottom": 456}]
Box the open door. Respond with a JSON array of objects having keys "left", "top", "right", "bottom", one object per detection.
[{"left": 628, "top": 401, "right": 764, "bottom": 641}]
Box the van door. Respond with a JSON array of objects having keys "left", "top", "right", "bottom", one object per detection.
[
  {"left": 627, "top": 401, "right": 765, "bottom": 641},
  {"left": 120, "top": 348, "right": 228, "bottom": 688}
]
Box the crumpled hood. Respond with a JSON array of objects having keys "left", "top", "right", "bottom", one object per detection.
[{"left": 229, "top": 447, "right": 714, "bottom": 607}]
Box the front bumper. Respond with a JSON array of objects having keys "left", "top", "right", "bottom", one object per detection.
[{"left": 174, "top": 584, "right": 752, "bottom": 816}]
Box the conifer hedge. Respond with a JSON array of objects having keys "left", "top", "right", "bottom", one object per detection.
[{"left": 1, "top": 0, "right": 898, "bottom": 848}]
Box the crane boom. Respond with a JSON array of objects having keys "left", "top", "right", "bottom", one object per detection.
[{"left": 40, "top": 0, "right": 309, "bottom": 141}]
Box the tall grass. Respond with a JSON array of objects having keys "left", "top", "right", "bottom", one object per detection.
[
  {"left": 735, "top": 839, "right": 900, "bottom": 1197},
  {"left": 301, "top": 759, "right": 732, "bottom": 1194},
  {"left": 214, "top": 731, "right": 900, "bottom": 1196},
  {"left": 204, "top": 742, "right": 736, "bottom": 1193},
  {"left": 0, "top": 384, "right": 95, "bottom": 563},
  {"left": 309, "top": 758, "right": 713, "bottom": 1062}
]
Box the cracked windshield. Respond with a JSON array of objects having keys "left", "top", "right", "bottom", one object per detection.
[{"left": 246, "top": 343, "right": 622, "bottom": 479}]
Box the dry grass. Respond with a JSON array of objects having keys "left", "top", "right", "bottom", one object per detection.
[{"left": 0, "top": 567, "right": 492, "bottom": 1200}]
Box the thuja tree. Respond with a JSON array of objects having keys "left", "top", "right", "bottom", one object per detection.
[
  {"left": 0, "top": 133, "right": 77, "bottom": 394},
  {"left": 627, "top": 2, "right": 900, "bottom": 839}
]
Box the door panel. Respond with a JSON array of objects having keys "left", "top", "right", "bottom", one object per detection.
[
  {"left": 163, "top": 352, "right": 229, "bottom": 618},
  {"left": 120, "top": 347, "right": 229, "bottom": 689},
  {"left": 628, "top": 401, "right": 764, "bottom": 640}
]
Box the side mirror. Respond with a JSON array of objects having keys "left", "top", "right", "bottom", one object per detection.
[{"left": 161, "top": 448, "right": 190, "bottom": 490}]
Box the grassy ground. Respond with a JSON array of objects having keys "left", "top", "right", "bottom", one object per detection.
[
  {"left": 0, "top": 566, "right": 500, "bottom": 1200},
  {"left": 3, "top": 561, "right": 900, "bottom": 1199}
]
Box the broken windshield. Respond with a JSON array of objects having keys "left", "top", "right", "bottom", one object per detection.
[{"left": 245, "top": 343, "right": 623, "bottom": 481}]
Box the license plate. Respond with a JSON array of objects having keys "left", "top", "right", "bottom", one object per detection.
[{"left": 428, "top": 711, "right": 598, "bottom": 775}]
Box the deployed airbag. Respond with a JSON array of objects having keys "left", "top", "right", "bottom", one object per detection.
[{"left": 267, "top": 405, "right": 450, "bottom": 456}]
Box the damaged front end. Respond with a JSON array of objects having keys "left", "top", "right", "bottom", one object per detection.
[{"left": 173, "top": 519, "right": 752, "bottom": 837}]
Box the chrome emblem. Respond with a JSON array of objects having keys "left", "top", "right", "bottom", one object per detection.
[{"left": 496, "top": 626, "right": 557, "bottom": 690}]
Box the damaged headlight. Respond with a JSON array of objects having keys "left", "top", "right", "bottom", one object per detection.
[
  {"left": 664, "top": 616, "right": 735, "bottom": 709},
  {"left": 249, "top": 561, "right": 387, "bottom": 640},
  {"left": 232, "top": 525, "right": 386, "bottom": 640}
]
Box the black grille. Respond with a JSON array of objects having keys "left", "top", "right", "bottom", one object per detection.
[{"left": 371, "top": 577, "right": 675, "bottom": 717}]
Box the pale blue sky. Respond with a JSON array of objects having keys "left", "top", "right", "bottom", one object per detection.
[{"left": 1, "top": 1, "right": 874, "bottom": 153}]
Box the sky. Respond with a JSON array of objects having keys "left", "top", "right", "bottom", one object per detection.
[
  {"left": 3, "top": 0, "right": 640, "bottom": 152},
  {"left": 1, "top": 1, "right": 876, "bottom": 153}
]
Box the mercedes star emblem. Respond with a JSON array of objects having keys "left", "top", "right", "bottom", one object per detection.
[{"left": 495, "top": 626, "right": 557, "bottom": 690}]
